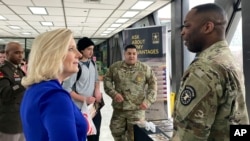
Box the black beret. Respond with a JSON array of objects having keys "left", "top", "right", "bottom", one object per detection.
[{"left": 77, "top": 37, "right": 94, "bottom": 51}]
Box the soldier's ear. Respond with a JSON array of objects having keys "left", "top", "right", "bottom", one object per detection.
[{"left": 202, "top": 21, "right": 214, "bottom": 34}]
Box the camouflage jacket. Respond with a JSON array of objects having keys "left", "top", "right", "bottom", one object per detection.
[
  {"left": 103, "top": 60, "right": 157, "bottom": 110},
  {"left": 171, "top": 41, "right": 249, "bottom": 141}
]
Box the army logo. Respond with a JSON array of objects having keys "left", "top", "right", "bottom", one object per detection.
[
  {"left": 180, "top": 85, "right": 196, "bottom": 105},
  {"left": 136, "top": 76, "right": 142, "bottom": 82},
  {"left": 135, "top": 72, "right": 144, "bottom": 84},
  {"left": 152, "top": 32, "right": 159, "bottom": 44}
]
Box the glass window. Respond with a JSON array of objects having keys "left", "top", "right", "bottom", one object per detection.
[
  {"left": 157, "top": 4, "right": 171, "bottom": 26},
  {"left": 189, "top": 0, "right": 214, "bottom": 9},
  {"left": 229, "top": 18, "right": 243, "bottom": 69}
]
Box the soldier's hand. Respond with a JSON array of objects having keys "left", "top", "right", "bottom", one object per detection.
[
  {"left": 139, "top": 102, "right": 148, "bottom": 110},
  {"left": 114, "top": 93, "right": 124, "bottom": 103}
]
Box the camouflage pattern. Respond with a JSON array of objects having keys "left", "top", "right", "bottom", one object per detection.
[
  {"left": 104, "top": 60, "right": 157, "bottom": 110},
  {"left": 104, "top": 60, "right": 157, "bottom": 141},
  {"left": 110, "top": 109, "right": 145, "bottom": 141},
  {"left": 171, "top": 41, "right": 249, "bottom": 141}
]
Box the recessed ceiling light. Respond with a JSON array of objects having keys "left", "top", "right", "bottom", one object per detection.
[
  {"left": 40, "top": 21, "right": 53, "bottom": 26},
  {"left": 0, "top": 15, "right": 7, "bottom": 20},
  {"left": 110, "top": 24, "right": 121, "bottom": 28},
  {"left": 8, "top": 25, "right": 22, "bottom": 30},
  {"left": 106, "top": 28, "right": 116, "bottom": 31},
  {"left": 131, "top": 1, "right": 154, "bottom": 10},
  {"left": 29, "top": 7, "right": 48, "bottom": 15},
  {"left": 116, "top": 18, "right": 129, "bottom": 23},
  {"left": 101, "top": 33, "right": 108, "bottom": 36},
  {"left": 21, "top": 32, "right": 32, "bottom": 35},
  {"left": 103, "top": 31, "right": 111, "bottom": 34},
  {"left": 122, "top": 11, "right": 139, "bottom": 18}
]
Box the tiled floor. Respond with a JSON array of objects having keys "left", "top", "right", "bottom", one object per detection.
[
  {"left": 99, "top": 81, "right": 114, "bottom": 141},
  {"left": 98, "top": 81, "right": 173, "bottom": 140}
]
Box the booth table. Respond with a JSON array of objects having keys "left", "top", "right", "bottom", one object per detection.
[{"left": 134, "top": 119, "right": 173, "bottom": 141}]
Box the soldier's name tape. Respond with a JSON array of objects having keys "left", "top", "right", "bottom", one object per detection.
[{"left": 230, "top": 125, "right": 250, "bottom": 140}]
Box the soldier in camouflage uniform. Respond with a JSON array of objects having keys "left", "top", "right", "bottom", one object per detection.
[
  {"left": 104, "top": 44, "right": 157, "bottom": 141},
  {"left": 0, "top": 42, "right": 26, "bottom": 141},
  {"left": 171, "top": 3, "right": 249, "bottom": 141}
]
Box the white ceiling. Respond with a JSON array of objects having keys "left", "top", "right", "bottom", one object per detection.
[{"left": 0, "top": 0, "right": 170, "bottom": 39}]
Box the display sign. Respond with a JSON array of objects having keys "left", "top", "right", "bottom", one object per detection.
[
  {"left": 123, "top": 26, "right": 170, "bottom": 120},
  {"left": 123, "top": 26, "right": 163, "bottom": 58}
]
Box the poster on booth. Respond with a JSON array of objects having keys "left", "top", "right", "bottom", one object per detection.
[
  {"left": 122, "top": 26, "right": 164, "bottom": 58},
  {"left": 123, "top": 26, "right": 169, "bottom": 120}
]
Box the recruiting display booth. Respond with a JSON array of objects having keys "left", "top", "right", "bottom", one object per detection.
[{"left": 123, "top": 26, "right": 173, "bottom": 141}]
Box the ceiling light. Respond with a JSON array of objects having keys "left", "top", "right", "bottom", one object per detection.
[
  {"left": 21, "top": 32, "right": 32, "bottom": 35},
  {"left": 110, "top": 24, "right": 121, "bottom": 28},
  {"left": 106, "top": 28, "right": 116, "bottom": 31},
  {"left": 85, "top": 0, "right": 101, "bottom": 3},
  {"left": 103, "top": 31, "right": 111, "bottom": 34},
  {"left": 0, "top": 15, "right": 7, "bottom": 20},
  {"left": 116, "top": 18, "right": 129, "bottom": 23},
  {"left": 100, "top": 33, "right": 108, "bottom": 36},
  {"left": 122, "top": 11, "right": 139, "bottom": 18},
  {"left": 131, "top": 1, "right": 154, "bottom": 10},
  {"left": 40, "top": 21, "right": 53, "bottom": 26},
  {"left": 29, "top": 7, "right": 48, "bottom": 15},
  {"left": 8, "top": 25, "right": 22, "bottom": 30}
]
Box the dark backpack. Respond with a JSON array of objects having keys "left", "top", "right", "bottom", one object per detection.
[
  {"left": 75, "top": 59, "right": 95, "bottom": 81},
  {"left": 73, "top": 60, "right": 105, "bottom": 112},
  {"left": 62, "top": 60, "right": 95, "bottom": 86}
]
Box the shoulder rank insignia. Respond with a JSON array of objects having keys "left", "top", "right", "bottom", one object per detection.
[
  {"left": 0, "top": 71, "right": 4, "bottom": 78},
  {"left": 180, "top": 85, "right": 196, "bottom": 106}
]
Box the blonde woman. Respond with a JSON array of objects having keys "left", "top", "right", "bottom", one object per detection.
[{"left": 20, "top": 28, "right": 88, "bottom": 141}]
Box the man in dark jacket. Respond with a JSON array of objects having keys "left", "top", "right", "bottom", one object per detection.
[{"left": 0, "top": 42, "right": 26, "bottom": 141}]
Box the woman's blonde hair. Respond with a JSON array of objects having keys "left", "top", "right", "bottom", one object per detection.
[{"left": 22, "top": 28, "right": 73, "bottom": 87}]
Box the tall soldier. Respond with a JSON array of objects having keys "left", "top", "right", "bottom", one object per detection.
[
  {"left": 104, "top": 44, "right": 157, "bottom": 141},
  {"left": 171, "top": 3, "right": 249, "bottom": 141},
  {"left": 0, "top": 42, "right": 26, "bottom": 141}
]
